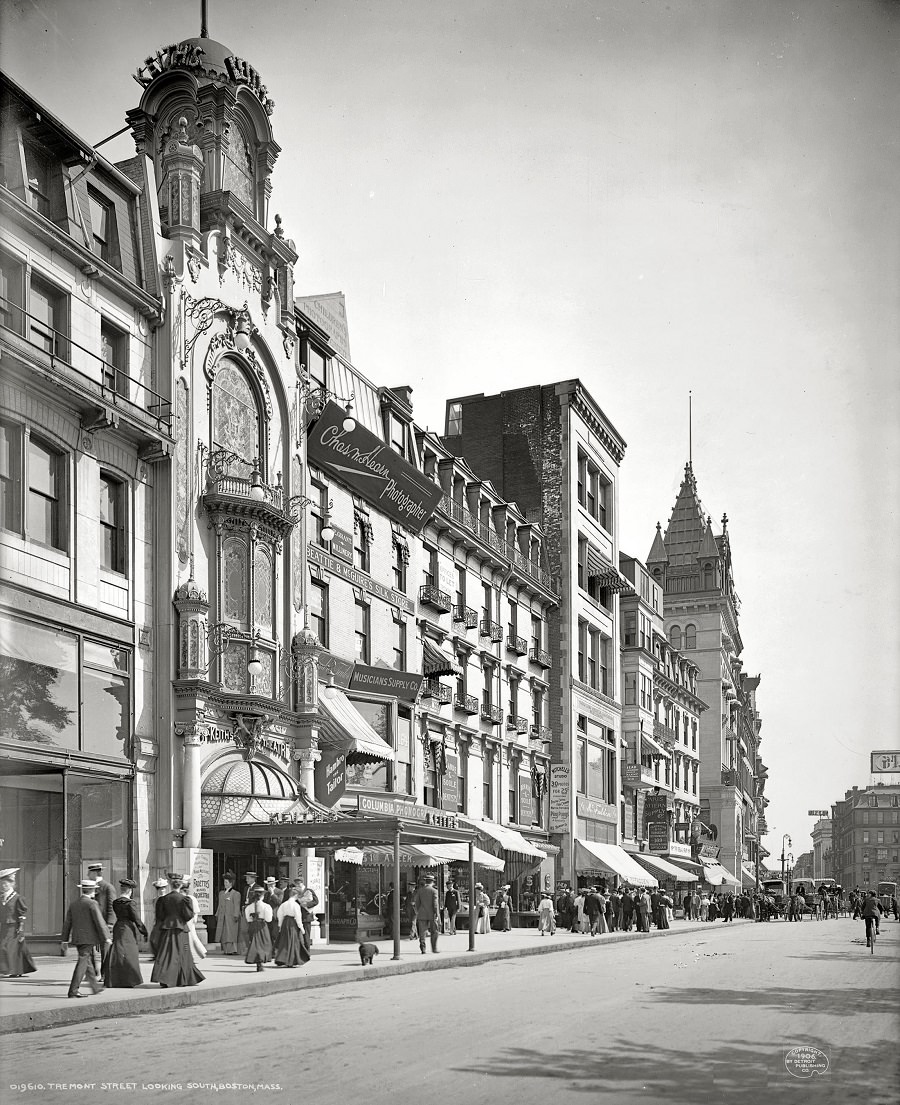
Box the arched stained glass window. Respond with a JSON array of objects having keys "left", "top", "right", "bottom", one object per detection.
[
  {"left": 254, "top": 544, "right": 274, "bottom": 636},
  {"left": 213, "top": 361, "right": 259, "bottom": 477},
  {"left": 223, "top": 535, "right": 248, "bottom": 625}
]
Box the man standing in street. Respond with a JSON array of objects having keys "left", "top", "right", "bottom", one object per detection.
[
  {"left": 61, "top": 880, "right": 111, "bottom": 998},
  {"left": 444, "top": 880, "right": 461, "bottom": 935},
  {"left": 414, "top": 873, "right": 440, "bottom": 954},
  {"left": 637, "top": 888, "right": 652, "bottom": 932}
]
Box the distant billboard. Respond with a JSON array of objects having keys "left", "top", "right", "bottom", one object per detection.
[
  {"left": 808, "top": 810, "right": 829, "bottom": 817},
  {"left": 871, "top": 751, "right": 900, "bottom": 774}
]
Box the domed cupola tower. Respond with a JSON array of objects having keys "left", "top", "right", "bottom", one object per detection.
[{"left": 126, "top": 11, "right": 282, "bottom": 253}]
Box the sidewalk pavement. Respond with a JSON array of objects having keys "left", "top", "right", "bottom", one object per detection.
[{"left": 0, "top": 918, "right": 750, "bottom": 1034}]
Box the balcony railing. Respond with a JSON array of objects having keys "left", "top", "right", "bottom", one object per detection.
[
  {"left": 529, "top": 647, "right": 551, "bottom": 668},
  {"left": 530, "top": 724, "right": 552, "bottom": 743},
  {"left": 419, "top": 585, "right": 452, "bottom": 613},
  {"left": 480, "top": 619, "right": 503, "bottom": 643},
  {"left": 205, "top": 473, "right": 285, "bottom": 512},
  {"left": 453, "top": 693, "right": 479, "bottom": 714},
  {"left": 506, "top": 631, "right": 528, "bottom": 655},
  {"left": 507, "top": 715, "right": 528, "bottom": 734},
  {"left": 653, "top": 720, "right": 677, "bottom": 745},
  {"left": 452, "top": 604, "right": 479, "bottom": 629},
  {"left": 1, "top": 298, "right": 172, "bottom": 434},
  {"left": 437, "top": 494, "right": 557, "bottom": 594},
  {"left": 481, "top": 701, "right": 503, "bottom": 725},
  {"left": 422, "top": 678, "right": 452, "bottom": 705}
]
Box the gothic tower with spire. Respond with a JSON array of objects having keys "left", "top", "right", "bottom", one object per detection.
[{"left": 647, "top": 463, "right": 766, "bottom": 885}]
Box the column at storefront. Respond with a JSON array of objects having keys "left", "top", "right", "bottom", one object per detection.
[{"left": 177, "top": 723, "right": 207, "bottom": 850}]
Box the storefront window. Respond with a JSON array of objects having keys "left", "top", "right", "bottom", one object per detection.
[
  {"left": 0, "top": 770, "right": 129, "bottom": 935},
  {"left": 0, "top": 615, "right": 78, "bottom": 747},
  {"left": 0, "top": 615, "right": 130, "bottom": 758},
  {"left": 345, "top": 698, "right": 391, "bottom": 791}
]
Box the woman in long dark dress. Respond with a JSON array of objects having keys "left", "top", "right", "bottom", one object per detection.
[
  {"left": 273, "top": 888, "right": 310, "bottom": 968},
  {"left": 105, "top": 879, "right": 148, "bottom": 988},
  {"left": 0, "top": 868, "right": 37, "bottom": 978},
  {"left": 148, "top": 878, "right": 169, "bottom": 957},
  {"left": 244, "top": 886, "right": 273, "bottom": 972},
  {"left": 150, "top": 874, "right": 205, "bottom": 988}
]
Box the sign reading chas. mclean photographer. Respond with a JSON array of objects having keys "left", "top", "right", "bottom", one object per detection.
[{"left": 307, "top": 402, "right": 443, "bottom": 534}]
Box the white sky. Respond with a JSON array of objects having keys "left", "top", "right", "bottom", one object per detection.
[{"left": 2, "top": 0, "right": 898, "bottom": 866}]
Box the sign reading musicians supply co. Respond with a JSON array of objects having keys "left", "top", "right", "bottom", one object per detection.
[
  {"left": 349, "top": 665, "right": 423, "bottom": 702},
  {"left": 307, "top": 401, "right": 443, "bottom": 535}
]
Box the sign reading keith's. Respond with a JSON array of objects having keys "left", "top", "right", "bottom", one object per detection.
[{"left": 307, "top": 402, "right": 443, "bottom": 534}]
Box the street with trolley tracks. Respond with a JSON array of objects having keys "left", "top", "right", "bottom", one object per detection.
[{"left": 1, "top": 915, "right": 897, "bottom": 1105}]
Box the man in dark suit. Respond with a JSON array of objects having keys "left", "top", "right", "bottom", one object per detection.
[
  {"left": 86, "top": 864, "right": 115, "bottom": 975},
  {"left": 61, "top": 880, "right": 111, "bottom": 998},
  {"left": 263, "top": 877, "right": 282, "bottom": 958},
  {"left": 413, "top": 874, "right": 440, "bottom": 954}
]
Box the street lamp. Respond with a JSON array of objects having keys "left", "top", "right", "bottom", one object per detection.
[{"left": 781, "top": 833, "right": 792, "bottom": 890}]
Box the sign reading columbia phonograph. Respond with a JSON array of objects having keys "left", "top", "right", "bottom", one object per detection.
[{"left": 307, "top": 402, "right": 443, "bottom": 534}]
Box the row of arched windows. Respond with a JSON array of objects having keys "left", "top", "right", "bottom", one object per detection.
[{"left": 669, "top": 624, "right": 697, "bottom": 650}]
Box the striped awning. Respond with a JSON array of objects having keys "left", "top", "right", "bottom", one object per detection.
[
  {"left": 317, "top": 687, "right": 395, "bottom": 762},
  {"left": 422, "top": 638, "right": 462, "bottom": 677},
  {"left": 586, "top": 547, "right": 633, "bottom": 592},
  {"left": 460, "top": 817, "right": 545, "bottom": 861},
  {"left": 334, "top": 844, "right": 504, "bottom": 871},
  {"left": 574, "top": 840, "right": 657, "bottom": 887},
  {"left": 633, "top": 853, "right": 695, "bottom": 883}
]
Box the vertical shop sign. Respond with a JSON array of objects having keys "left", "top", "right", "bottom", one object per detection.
[{"left": 549, "top": 764, "right": 570, "bottom": 832}]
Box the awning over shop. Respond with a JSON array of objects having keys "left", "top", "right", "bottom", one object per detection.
[
  {"left": 664, "top": 857, "right": 704, "bottom": 877},
  {"left": 633, "top": 853, "right": 695, "bottom": 883},
  {"left": 460, "top": 817, "right": 545, "bottom": 861},
  {"left": 740, "top": 868, "right": 757, "bottom": 889},
  {"left": 585, "top": 547, "right": 634, "bottom": 593},
  {"left": 699, "top": 858, "right": 741, "bottom": 886},
  {"left": 422, "top": 638, "right": 462, "bottom": 677},
  {"left": 574, "top": 840, "right": 657, "bottom": 887},
  {"left": 318, "top": 687, "right": 395, "bottom": 762},
  {"left": 334, "top": 843, "right": 504, "bottom": 871}
]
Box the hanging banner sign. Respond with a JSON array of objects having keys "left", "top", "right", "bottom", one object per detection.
[
  {"left": 518, "top": 775, "right": 535, "bottom": 827},
  {"left": 315, "top": 750, "right": 347, "bottom": 807},
  {"left": 549, "top": 764, "right": 570, "bottom": 832},
  {"left": 442, "top": 752, "right": 459, "bottom": 812},
  {"left": 307, "top": 401, "right": 443, "bottom": 534},
  {"left": 349, "top": 665, "right": 423, "bottom": 702}
]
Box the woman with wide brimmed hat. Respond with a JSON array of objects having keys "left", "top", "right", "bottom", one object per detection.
[
  {"left": 105, "top": 878, "right": 147, "bottom": 988},
  {"left": 0, "top": 868, "right": 37, "bottom": 978}
]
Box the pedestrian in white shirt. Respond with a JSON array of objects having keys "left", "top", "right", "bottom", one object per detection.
[{"left": 273, "top": 888, "right": 310, "bottom": 967}]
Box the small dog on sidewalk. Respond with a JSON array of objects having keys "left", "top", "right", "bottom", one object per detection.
[{"left": 358, "top": 942, "right": 379, "bottom": 966}]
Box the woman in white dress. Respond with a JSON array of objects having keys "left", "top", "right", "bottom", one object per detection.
[
  {"left": 181, "top": 876, "right": 208, "bottom": 966},
  {"left": 572, "top": 890, "right": 587, "bottom": 933},
  {"left": 473, "top": 884, "right": 492, "bottom": 934}
]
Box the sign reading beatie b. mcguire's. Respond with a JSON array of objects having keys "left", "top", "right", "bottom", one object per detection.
[{"left": 307, "top": 401, "right": 443, "bottom": 534}]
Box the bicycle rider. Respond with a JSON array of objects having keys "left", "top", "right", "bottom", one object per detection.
[{"left": 860, "top": 890, "right": 883, "bottom": 948}]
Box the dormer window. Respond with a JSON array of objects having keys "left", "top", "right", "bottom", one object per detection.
[
  {"left": 388, "top": 412, "right": 406, "bottom": 457},
  {"left": 24, "top": 143, "right": 52, "bottom": 218}
]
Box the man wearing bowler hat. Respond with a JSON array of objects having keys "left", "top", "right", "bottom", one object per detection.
[
  {"left": 413, "top": 873, "right": 440, "bottom": 954},
  {"left": 86, "top": 864, "right": 115, "bottom": 975},
  {"left": 61, "top": 880, "right": 111, "bottom": 998}
]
